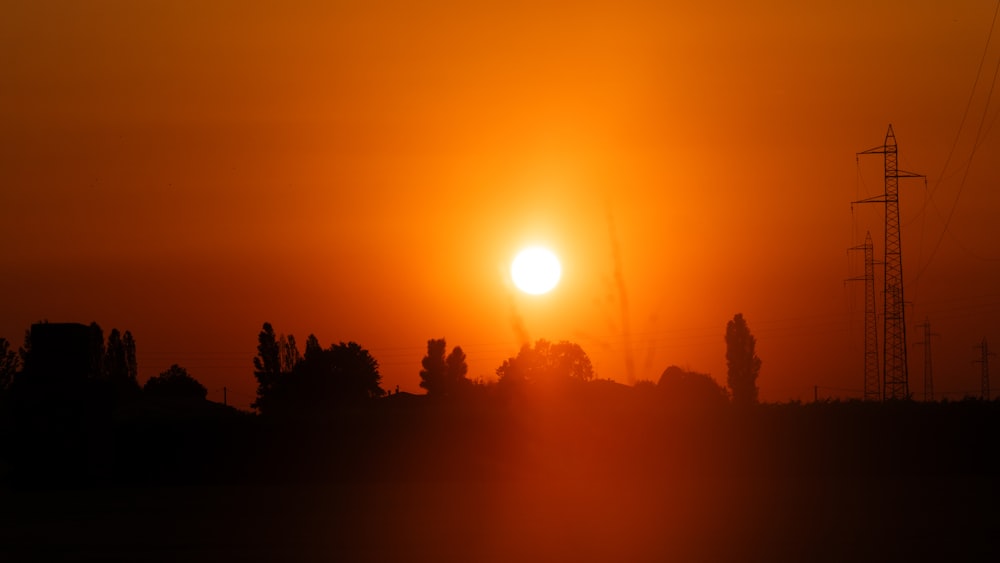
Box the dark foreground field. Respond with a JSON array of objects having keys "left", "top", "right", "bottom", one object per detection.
[
  {"left": 1, "top": 394, "right": 997, "bottom": 562},
  {"left": 2, "top": 474, "right": 993, "bottom": 562}
]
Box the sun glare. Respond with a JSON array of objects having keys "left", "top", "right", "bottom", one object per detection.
[{"left": 511, "top": 247, "right": 562, "bottom": 295}]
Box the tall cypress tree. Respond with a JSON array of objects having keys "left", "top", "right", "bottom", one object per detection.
[
  {"left": 252, "top": 322, "right": 282, "bottom": 413},
  {"left": 725, "top": 313, "right": 761, "bottom": 406}
]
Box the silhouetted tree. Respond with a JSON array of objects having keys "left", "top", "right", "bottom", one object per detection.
[
  {"left": 419, "top": 338, "right": 448, "bottom": 396},
  {"left": 286, "top": 338, "right": 385, "bottom": 410},
  {"left": 250, "top": 325, "right": 301, "bottom": 413},
  {"left": 496, "top": 339, "right": 594, "bottom": 389},
  {"left": 0, "top": 337, "right": 20, "bottom": 391},
  {"left": 18, "top": 329, "right": 30, "bottom": 368},
  {"left": 725, "top": 313, "right": 761, "bottom": 406},
  {"left": 446, "top": 346, "right": 469, "bottom": 390},
  {"left": 304, "top": 333, "right": 322, "bottom": 360},
  {"left": 329, "top": 341, "right": 385, "bottom": 401},
  {"left": 657, "top": 365, "right": 728, "bottom": 409},
  {"left": 252, "top": 322, "right": 283, "bottom": 413},
  {"left": 104, "top": 327, "right": 140, "bottom": 394},
  {"left": 123, "top": 330, "right": 138, "bottom": 382},
  {"left": 279, "top": 334, "right": 301, "bottom": 374},
  {"left": 144, "top": 364, "right": 207, "bottom": 400},
  {"left": 419, "top": 339, "right": 470, "bottom": 397},
  {"left": 105, "top": 328, "right": 125, "bottom": 380}
]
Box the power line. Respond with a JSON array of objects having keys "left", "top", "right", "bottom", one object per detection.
[
  {"left": 913, "top": 0, "right": 1000, "bottom": 281},
  {"left": 925, "top": 0, "right": 1000, "bottom": 203}
]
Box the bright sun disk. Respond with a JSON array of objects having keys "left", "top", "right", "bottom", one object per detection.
[{"left": 511, "top": 247, "right": 561, "bottom": 295}]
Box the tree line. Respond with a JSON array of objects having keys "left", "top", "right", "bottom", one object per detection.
[
  {"left": 247, "top": 312, "right": 762, "bottom": 415},
  {"left": 0, "top": 312, "right": 762, "bottom": 413},
  {"left": 0, "top": 322, "right": 206, "bottom": 401}
]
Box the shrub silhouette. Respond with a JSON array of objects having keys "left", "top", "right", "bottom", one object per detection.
[
  {"left": 656, "top": 365, "right": 728, "bottom": 410},
  {"left": 144, "top": 364, "right": 207, "bottom": 400}
]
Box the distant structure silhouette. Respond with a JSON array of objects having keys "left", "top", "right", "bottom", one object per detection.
[
  {"left": 848, "top": 231, "right": 881, "bottom": 401},
  {"left": 854, "top": 125, "right": 925, "bottom": 400},
  {"left": 20, "top": 322, "right": 101, "bottom": 386},
  {"left": 915, "top": 318, "right": 938, "bottom": 402},
  {"left": 975, "top": 338, "right": 994, "bottom": 400}
]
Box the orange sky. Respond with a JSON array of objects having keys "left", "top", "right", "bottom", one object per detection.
[{"left": 2, "top": 0, "right": 999, "bottom": 408}]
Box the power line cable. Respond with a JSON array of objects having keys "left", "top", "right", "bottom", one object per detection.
[
  {"left": 914, "top": 0, "right": 1000, "bottom": 282},
  {"left": 925, "top": 0, "right": 1000, "bottom": 203}
]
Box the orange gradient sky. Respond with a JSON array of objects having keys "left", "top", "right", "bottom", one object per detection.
[{"left": 2, "top": 1, "right": 999, "bottom": 408}]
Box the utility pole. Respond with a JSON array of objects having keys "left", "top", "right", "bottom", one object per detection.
[
  {"left": 854, "top": 125, "right": 925, "bottom": 400},
  {"left": 974, "top": 339, "right": 994, "bottom": 400},
  {"left": 847, "top": 231, "right": 880, "bottom": 401},
  {"left": 914, "top": 318, "right": 938, "bottom": 401}
]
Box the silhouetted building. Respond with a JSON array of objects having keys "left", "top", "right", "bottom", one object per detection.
[
  {"left": 23, "top": 322, "right": 102, "bottom": 385},
  {"left": 10, "top": 323, "right": 112, "bottom": 486}
]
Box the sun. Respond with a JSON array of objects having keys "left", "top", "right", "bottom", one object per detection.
[{"left": 511, "top": 247, "right": 562, "bottom": 295}]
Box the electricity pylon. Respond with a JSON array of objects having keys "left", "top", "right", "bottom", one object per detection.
[
  {"left": 848, "top": 231, "right": 880, "bottom": 401},
  {"left": 854, "top": 125, "right": 925, "bottom": 400},
  {"left": 975, "top": 339, "right": 994, "bottom": 400},
  {"left": 914, "top": 318, "right": 938, "bottom": 402}
]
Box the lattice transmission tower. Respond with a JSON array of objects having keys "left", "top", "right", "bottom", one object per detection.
[
  {"left": 975, "top": 339, "right": 994, "bottom": 400},
  {"left": 848, "top": 231, "right": 880, "bottom": 401},
  {"left": 854, "top": 125, "right": 925, "bottom": 400},
  {"left": 915, "top": 318, "right": 938, "bottom": 402}
]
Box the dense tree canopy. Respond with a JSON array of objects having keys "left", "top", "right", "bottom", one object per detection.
[
  {"left": 446, "top": 346, "right": 468, "bottom": 388},
  {"left": 252, "top": 322, "right": 385, "bottom": 415},
  {"left": 496, "top": 339, "right": 594, "bottom": 390},
  {"left": 419, "top": 338, "right": 470, "bottom": 397},
  {"left": 252, "top": 323, "right": 301, "bottom": 413},
  {"left": 419, "top": 339, "right": 448, "bottom": 395},
  {"left": 289, "top": 339, "right": 386, "bottom": 408}
]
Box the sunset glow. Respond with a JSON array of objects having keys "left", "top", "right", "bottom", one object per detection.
[
  {"left": 2, "top": 1, "right": 999, "bottom": 560},
  {"left": 0, "top": 0, "right": 998, "bottom": 404}
]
